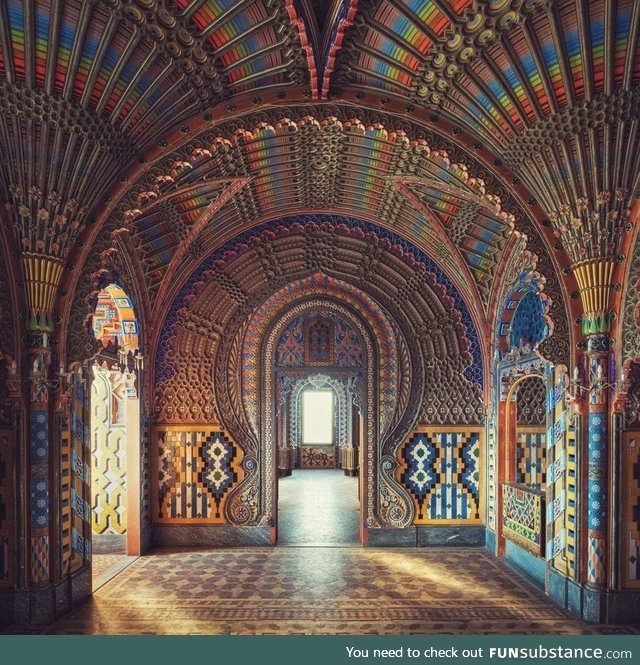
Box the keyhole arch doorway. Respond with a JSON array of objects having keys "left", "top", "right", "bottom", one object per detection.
[
  {"left": 264, "top": 298, "right": 374, "bottom": 545},
  {"left": 222, "top": 272, "right": 420, "bottom": 542}
]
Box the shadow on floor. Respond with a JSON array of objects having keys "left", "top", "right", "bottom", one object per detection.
[
  {"left": 39, "top": 546, "right": 640, "bottom": 635},
  {"left": 92, "top": 533, "right": 136, "bottom": 591}
]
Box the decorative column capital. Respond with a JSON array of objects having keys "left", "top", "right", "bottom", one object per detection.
[
  {"left": 21, "top": 254, "right": 65, "bottom": 332},
  {"left": 2, "top": 183, "right": 91, "bottom": 331},
  {"left": 4, "top": 184, "right": 88, "bottom": 259},
  {"left": 572, "top": 260, "right": 617, "bottom": 337},
  {"left": 547, "top": 189, "right": 634, "bottom": 338},
  {"left": 548, "top": 189, "right": 632, "bottom": 264}
]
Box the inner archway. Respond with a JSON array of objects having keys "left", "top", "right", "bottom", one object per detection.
[
  {"left": 152, "top": 216, "right": 484, "bottom": 549},
  {"left": 259, "top": 296, "right": 381, "bottom": 545},
  {"left": 277, "top": 370, "right": 360, "bottom": 546}
]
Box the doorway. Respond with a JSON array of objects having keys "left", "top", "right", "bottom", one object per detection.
[
  {"left": 90, "top": 363, "right": 139, "bottom": 588},
  {"left": 278, "top": 387, "right": 359, "bottom": 546},
  {"left": 498, "top": 373, "right": 548, "bottom": 585},
  {"left": 90, "top": 284, "right": 142, "bottom": 588}
]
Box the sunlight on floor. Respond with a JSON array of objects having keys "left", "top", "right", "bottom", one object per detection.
[{"left": 41, "top": 547, "right": 639, "bottom": 635}]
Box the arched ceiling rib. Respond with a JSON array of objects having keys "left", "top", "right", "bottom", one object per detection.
[
  {"left": 99, "top": 107, "right": 521, "bottom": 313},
  {"left": 287, "top": 0, "right": 359, "bottom": 97},
  {"left": 0, "top": 1, "right": 637, "bottom": 257},
  {"left": 331, "top": 0, "right": 640, "bottom": 241},
  {"left": 64, "top": 100, "right": 573, "bottom": 372}
]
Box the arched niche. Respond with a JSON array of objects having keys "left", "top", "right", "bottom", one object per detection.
[
  {"left": 152, "top": 216, "right": 486, "bottom": 547},
  {"left": 617, "top": 234, "right": 640, "bottom": 588},
  {"left": 617, "top": 358, "right": 640, "bottom": 588},
  {"left": 225, "top": 289, "right": 414, "bottom": 541},
  {"left": 92, "top": 284, "right": 140, "bottom": 358},
  {"left": 272, "top": 309, "right": 365, "bottom": 476},
  {"left": 493, "top": 269, "right": 556, "bottom": 579},
  {"left": 508, "top": 375, "right": 547, "bottom": 489},
  {"left": 503, "top": 374, "right": 547, "bottom": 509}
]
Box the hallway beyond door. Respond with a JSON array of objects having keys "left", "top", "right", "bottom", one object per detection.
[{"left": 278, "top": 469, "right": 360, "bottom": 546}]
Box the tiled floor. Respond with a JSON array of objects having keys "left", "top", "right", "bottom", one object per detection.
[
  {"left": 278, "top": 469, "right": 360, "bottom": 546},
  {"left": 92, "top": 554, "right": 137, "bottom": 591},
  {"left": 25, "top": 472, "right": 640, "bottom": 635},
  {"left": 92, "top": 553, "right": 123, "bottom": 581},
  {"left": 43, "top": 547, "right": 639, "bottom": 635},
  {"left": 92, "top": 533, "right": 134, "bottom": 591}
]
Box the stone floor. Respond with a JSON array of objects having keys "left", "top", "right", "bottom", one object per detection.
[
  {"left": 278, "top": 469, "right": 360, "bottom": 546},
  {"left": 92, "top": 554, "right": 137, "bottom": 591},
  {"left": 41, "top": 547, "right": 639, "bottom": 635},
  {"left": 92, "top": 533, "right": 133, "bottom": 591},
  {"left": 92, "top": 553, "right": 124, "bottom": 582}
]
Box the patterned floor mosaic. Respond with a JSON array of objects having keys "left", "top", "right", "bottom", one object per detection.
[
  {"left": 43, "top": 548, "right": 640, "bottom": 634},
  {"left": 92, "top": 554, "right": 137, "bottom": 591},
  {"left": 93, "top": 554, "right": 124, "bottom": 580}
]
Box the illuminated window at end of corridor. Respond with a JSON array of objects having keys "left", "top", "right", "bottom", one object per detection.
[{"left": 302, "top": 390, "right": 334, "bottom": 444}]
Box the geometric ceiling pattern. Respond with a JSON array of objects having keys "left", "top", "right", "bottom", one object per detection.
[
  {"left": 0, "top": 0, "right": 311, "bottom": 270},
  {"left": 122, "top": 176, "right": 249, "bottom": 303},
  {"left": 1, "top": 1, "right": 638, "bottom": 245},
  {"left": 289, "top": 0, "right": 359, "bottom": 97},
  {"left": 332, "top": 0, "right": 640, "bottom": 254},
  {"left": 0, "top": 0, "right": 636, "bottom": 364},
  {"left": 0, "top": 0, "right": 308, "bottom": 140},
  {"left": 112, "top": 107, "right": 518, "bottom": 311}
]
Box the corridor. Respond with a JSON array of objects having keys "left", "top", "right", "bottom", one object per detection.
[{"left": 278, "top": 469, "right": 360, "bottom": 546}]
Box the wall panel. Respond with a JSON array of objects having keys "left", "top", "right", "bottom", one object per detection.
[
  {"left": 154, "top": 426, "right": 244, "bottom": 524},
  {"left": 397, "top": 427, "right": 483, "bottom": 524}
]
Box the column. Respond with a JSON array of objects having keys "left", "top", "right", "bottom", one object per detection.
[
  {"left": 28, "top": 337, "right": 52, "bottom": 589},
  {"left": 585, "top": 334, "right": 610, "bottom": 588}
]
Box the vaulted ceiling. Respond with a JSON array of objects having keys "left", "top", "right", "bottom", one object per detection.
[
  {"left": 330, "top": 0, "right": 640, "bottom": 241},
  {"left": 110, "top": 108, "right": 519, "bottom": 309},
  {"left": 0, "top": 0, "right": 638, "bottom": 361}
]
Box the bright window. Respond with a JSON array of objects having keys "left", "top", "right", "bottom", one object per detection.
[{"left": 302, "top": 390, "right": 333, "bottom": 444}]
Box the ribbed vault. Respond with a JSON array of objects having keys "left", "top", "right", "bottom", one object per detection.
[
  {"left": 2, "top": 2, "right": 620, "bottom": 370},
  {"left": 2, "top": 0, "right": 640, "bottom": 629},
  {"left": 331, "top": 0, "right": 640, "bottom": 250},
  {"left": 0, "top": 2, "right": 637, "bottom": 293},
  {"left": 63, "top": 103, "right": 571, "bottom": 372}
]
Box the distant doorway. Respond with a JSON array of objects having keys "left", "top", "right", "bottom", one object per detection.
[
  {"left": 299, "top": 388, "right": 335, "bottom": 467},
  {"left": 278, "top": 469, "right": 359, "bottom": 546}
]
